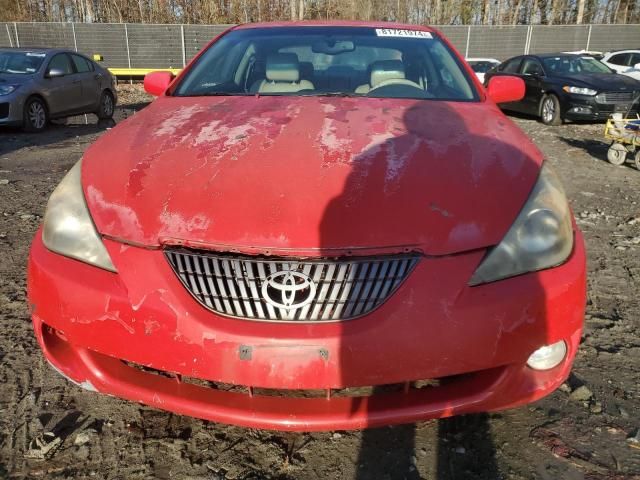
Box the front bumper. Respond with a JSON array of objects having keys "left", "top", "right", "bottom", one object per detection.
[
  {"left": 0, "top": 91, "right": 25, "bottom": 126},
  {"left": 563, "top": 93, "right": 639, "bottom": 120},
  {"left": 28, "top": 230, "right": 587, "bottom": 431}
]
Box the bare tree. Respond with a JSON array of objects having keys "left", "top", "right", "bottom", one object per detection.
[{"left": 0, "top": 0, "right": 637, "bottom": 25}]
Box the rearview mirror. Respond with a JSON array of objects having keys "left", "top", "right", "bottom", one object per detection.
[
  {"left": 312, "top": 39, "right": 355, "bottom": 55},
  {"left": 46, "top": 68, "right": 66, "bottom": 78},
  {"left": 486, "top": 75, "right": 525, "bottom": 104},
  {"left": 144, "top": 71, "right": 174, "bottom": 96}
]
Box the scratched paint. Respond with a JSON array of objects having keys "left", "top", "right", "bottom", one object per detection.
[{"left": 83, "top": 95, "right": 542, "bottom": 256}]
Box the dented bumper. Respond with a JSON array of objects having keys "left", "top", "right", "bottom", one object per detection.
[{"left": 28, "top": 229, "right": 587, "bottom": 431}]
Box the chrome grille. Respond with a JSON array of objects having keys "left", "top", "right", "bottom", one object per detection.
[
  {"left": 596, "top": 91, "right": 638, "bottom": 104},
  {"left": 166, "top": 250, "right": 420, "bottom": 321}
]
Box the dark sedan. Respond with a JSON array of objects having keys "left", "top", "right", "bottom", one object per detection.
[
  {"left": 485, "top": 53, "right": 640, "bottom": 125},
  {"left": 0, "top": 48, "right": 117, "bottom": 131}
]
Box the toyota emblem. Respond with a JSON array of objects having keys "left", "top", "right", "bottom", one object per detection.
[{"left": 261, "top": 270, "right": 316, "bottom": 310}]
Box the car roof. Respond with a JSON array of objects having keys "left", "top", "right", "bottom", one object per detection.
[
  {"left": 606, "top": 49, "right": 640, "bottom": 53},
  {"left": 232, "top": 20, "right": 438, "bottom": 33},
  {"left": 532, "top": 52, "right": 597, "bottom": 59},
  {"left": 466, "top": 57, "right": 500, "bottom": 62}
]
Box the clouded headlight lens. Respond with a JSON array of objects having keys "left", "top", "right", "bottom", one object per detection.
[
  {"left": 469, "top": 163, "right": 572, "bottom": 285},
  {"left": 42, "top": 160, "right": 116, "bottom": 272}
]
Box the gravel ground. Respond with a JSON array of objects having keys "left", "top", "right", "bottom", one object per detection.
[{"left": 0, "top": 85, "right": 639, "bottom": 480}]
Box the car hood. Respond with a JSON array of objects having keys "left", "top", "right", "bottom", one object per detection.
[
  {"left": 82, "top": 95, "right": 542, "bottom": 256},
  {"left": 553, "top": 72, "right": 640, "bottom": 90},
  {"left": 0, "top": 73, "right": 32, "bottom": 83}
]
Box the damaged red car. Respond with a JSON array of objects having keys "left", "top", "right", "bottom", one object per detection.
[{"left": 28, "top": 22, "right": 586, "bottom": 431}]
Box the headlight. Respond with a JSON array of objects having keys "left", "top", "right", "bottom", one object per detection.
[
  {"left": 42, "top": 160, "right": 116, "bottom": 272},
  {"left": 562, "top": 86, "right": 597, "bottom": 96},
  {"left": 469, "top": 163, "right": 572, "bottom": 285},
  {"left": 0, "top": 85, "right": 18, "bottom": 96}
]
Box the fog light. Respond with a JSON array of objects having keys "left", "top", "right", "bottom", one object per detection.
[
  {"left": 569, "top": 106, "right": 592, "bottom": 114},
  {"left": 526, "top": 340, "right": 567, "bottom": 370}
]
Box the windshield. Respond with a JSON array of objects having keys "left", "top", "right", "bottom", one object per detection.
[
  {"left": 542, "top": 56, "right": 612, "bottom": 75},
  {"left": 468, "top": 60, "right": 498, "bottom": 73},
  {"left": 0, "top": 51, "right": 46, "bottom": 74},
  {"left": 174, "top": 27, "right": 477, "bottom": 101}
]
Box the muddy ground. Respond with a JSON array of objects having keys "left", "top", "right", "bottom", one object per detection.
[{"left": 0, "top": 85, "right": 638, "bottom": 480}]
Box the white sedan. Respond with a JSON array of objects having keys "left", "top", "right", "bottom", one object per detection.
[
  {"left": 600, "top": 50, "right": 640, "bottom": 81},
  {"left": 466, "top": 58, "right": 501, "bottom": 83}
]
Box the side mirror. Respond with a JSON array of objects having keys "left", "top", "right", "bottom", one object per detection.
[
  {"left": 144, "top": 71, "right": 174, "bottom": 96},
  {"left": 634, "top": 63, "right": 640, "bottom": 70},
  {"left": 46, "top": 68, "right": 66, "bottom": 78},
  {"left": 486, "top": 75, "right": 525, "bottom": 104}
]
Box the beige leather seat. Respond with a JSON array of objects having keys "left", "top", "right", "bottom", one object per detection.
[
  {"left": 253, "top": 53, "right": 314, "bottom": 94},
  {"left": 355, "top": 60, "right": 422, "bottom": 94}
]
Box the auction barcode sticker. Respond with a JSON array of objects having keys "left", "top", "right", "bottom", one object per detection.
[{"left": 375, "top": 28, "right": 432, "bottom": 38}]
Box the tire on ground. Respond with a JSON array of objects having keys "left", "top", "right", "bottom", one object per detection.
[
  {"left": 96, "top": 90, "right": 115, "bottom": 120},
  {"left": 540, "top": 94, "right": 562, "bottom": 126},
  {"left": 607, "top": 143, "right": 627, "bottom": 166},
  {"left": 23, "top": 97, "right": 48, "bottom": 132}
]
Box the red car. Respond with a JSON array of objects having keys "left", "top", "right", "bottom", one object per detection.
[{"left": 27, "top": 22, "right": 586, "bottom": 431}]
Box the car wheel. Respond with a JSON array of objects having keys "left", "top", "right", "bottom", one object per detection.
[
  {"left": 96, "top": 90, "right": 115, "bottom": 120},
  {"left": 634, "top": 150, "right": 640, "bottom": 170},
  {"left": 23, "top": 97, "right": 48, "bottom": 132},
  {"left": 540, "top": 94, "right": 562, "bottom": 126},
  {"left": 607, "top": 143, "right": 627, "bottom": 166}
]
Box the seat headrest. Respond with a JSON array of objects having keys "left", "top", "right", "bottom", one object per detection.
[
  {"left": 266, "top": 53, "right": 300, "bottom": 82},
  {"left": 370, "top": 60, "right": 406, "bottom": 88},
  {"left": 298, "top": 61, "right": 314, "bottom": 79}
]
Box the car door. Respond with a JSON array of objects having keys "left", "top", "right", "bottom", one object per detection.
[
  {"left": 519, "top": 57, "right": 546, "bottom": 114},
  {"left": 70, "top": 54, "right": 101, "bottom": 111},
  {"left": 42, "top": 53, "right": 83, "bottom": 115}
]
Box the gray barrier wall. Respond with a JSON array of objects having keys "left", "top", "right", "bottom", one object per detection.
[{"left": 0, "top": 22, "right": 638, "bottom": 67}]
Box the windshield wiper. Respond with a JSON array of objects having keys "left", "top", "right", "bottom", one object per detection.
[{"left": 178, "top": 92, "right": 253, "bottom": 97}]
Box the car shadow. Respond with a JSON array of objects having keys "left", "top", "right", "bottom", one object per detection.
[
  {"left": 435, "top": 414, "right": 500, "bottom": 479},
  {"left": 0, "top": 126, "right": 99, "bottom": 157},
  {"left": 557, "top": 136, "right": 639, "bottom": 170},
  {"left": 317, "top": 100, "right": 549, "bottom": 478},
  {"left": 0, "top": 99, "right": 152, "bottom": 156}
]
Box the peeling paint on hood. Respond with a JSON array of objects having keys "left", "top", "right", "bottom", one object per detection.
[{"left": 82, "top": 95, "right": 542, "bottom": 256}]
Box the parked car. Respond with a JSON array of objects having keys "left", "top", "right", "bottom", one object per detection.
[
  {"left": 600, "top": 49, "right": 640, "bottom": 81},
  {"left": 485, "top": 53, "right": 640, "bottom": 125},
  {"left": 562, "top": 50, "right": 603, "bottom": 58},
  {"left": 0, "top": 48, "right": 116, "bottom": 131},
  {"left": 28, "top": 22, "right": 586, "bottom": 431},
  {"left": 466, "top": 57, "right": 501, "bottom": 83}
]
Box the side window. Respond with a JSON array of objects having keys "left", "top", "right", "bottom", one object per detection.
[
  {"left": 630, "top": 53, "right": 640, "bottom": 67},
  {"left": 71, "top": 54, "right": 93, "bottom": 73},
  {"left": 47, "top": 54, "right": 73, "bottom": 76},
  {"left": 608, "top": 53, "right": 630, "bottom": 66},
  {"left": 520, "top": 58, "right": 544, "bottom": 76},
  {"left": 501, "top": 57, "right": 522, "bottom": 73}
]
